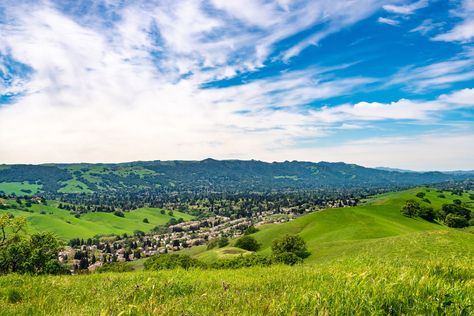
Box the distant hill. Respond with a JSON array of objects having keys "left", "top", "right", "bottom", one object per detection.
[{"left": 0, "top": 159, "right": 472, "bottom": 195}]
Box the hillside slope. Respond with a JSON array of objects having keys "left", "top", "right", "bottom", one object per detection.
[
  {"left": 0, "top": 200, "right": 193, "bottom": 240},
  {"left": 1, "top": 160, "right": 471, "bottom": 194},
  {"left": 193, "top": 187, "right": 474, "bottom": 263}
]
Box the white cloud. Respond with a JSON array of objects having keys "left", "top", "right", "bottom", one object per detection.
[
  {"left": 433, "top": 0, "right": 474, "bottom": 43},
  {"left": 388, "top": 52, "right": 474, "bottom": 92},
  {"left": 378, "top": 17, "right": 400, "bottom": 26},
  {"left": 410, "top": 19, "right": 443, "bottom": 35},
  {"left": 383, "top": 0, "right": 428, "bottom": 15},
  {"left": 0, "top": 0, "right": 472, "bottom": 170}
]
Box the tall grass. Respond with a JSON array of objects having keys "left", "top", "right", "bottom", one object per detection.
[{"left": 0, "top": 254, "right": 472, "bottom": 315}]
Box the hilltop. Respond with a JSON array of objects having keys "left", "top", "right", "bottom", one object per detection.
[{"left": 0, "top": 159, "right": 472, "bottom": 195}]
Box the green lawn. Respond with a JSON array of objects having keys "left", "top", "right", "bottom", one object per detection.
[{"left": 0, "top": 202, "right": 193, "bottom": 240}]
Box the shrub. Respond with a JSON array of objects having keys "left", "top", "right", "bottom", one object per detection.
[
  {"left": 113, "top": 210, "right": 124, "bottom": 218},
  {"left": 271, "top": 234, "right": 310, "bottom": 261},
  {"left": 144, "top": 254, "right": 202, "bottom": 270},
  {"left": 273, "top": 252, "right": 302, "bottom": 266},
  {"left": 400, "top": 200, "right": 421, "bottom": 218},
  {"left": 244, "top": 226, "right": 259, "bottom": 235},
  {"left": 445, "top": 214, "right": 468, "bottom": 228},
  {"left": 438, "top": 194, "right": 446, "bottom": 198},
  {"left": 143, "top": 218, "right": 149, "bottom": 223},
  {"left": 468, "top": 218, "right": 474, "bottom": 226},
  {"left": 235, "top": 236, "right": 260, "bottom": 251},
  {"left": 416, "top": 192, "right": 426, "bottom": 198}
]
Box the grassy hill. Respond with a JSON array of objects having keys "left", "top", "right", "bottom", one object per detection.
[
  {"left": 188, "top": 187, "right": 474, "bottom": 263},
  {"left": 0, "top": 200, "right": 193, "bottom": 240},
  {"left": 1, "top": 187, "right": 473, "bottom": 315}
]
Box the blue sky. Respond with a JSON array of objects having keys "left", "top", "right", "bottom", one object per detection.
[{"left": 0, "top": 0, "right": 473, "bottom": 170}]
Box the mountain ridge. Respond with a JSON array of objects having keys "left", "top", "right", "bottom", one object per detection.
[{"left": 0, "top": 159, "right": 472, "bottom": 195}]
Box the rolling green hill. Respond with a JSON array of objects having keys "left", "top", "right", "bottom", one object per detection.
[
  {"left": 0, "top": 200, "right": 193, "bottom": 240},
  {"left": 190, "top": 187, "right": 474, "bottom": 263},
  {"left": 1, "top": 188, "right": 473, "bottom": 315}
]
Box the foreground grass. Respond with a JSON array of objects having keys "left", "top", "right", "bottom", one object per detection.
[{"left": 1, "top": 254, "right": 472, "bottom": 315}]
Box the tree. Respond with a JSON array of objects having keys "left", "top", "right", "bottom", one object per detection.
[
  {"left": 143, "top": 218, "right": 149, "bottom": 223},
  {"left": 235, "top": 236, "right": 260, "bottom": 251},
  {"left": 418, "top": 206, "right": 436, "bottom": 222},
  {"left": 400, "top": 200, "right": 420, "bottom": 218},
  {"left": 271, "top": 234, "right": 310, "bottom": 265},
  {"left": 416, "top": 192, "right": 426, "bottom": 198},
  {"left": 445, "top": 214, "right": 468, "bottom": 228}
]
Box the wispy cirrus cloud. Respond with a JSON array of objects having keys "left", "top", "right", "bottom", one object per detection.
[
  {"left": 387, "top": 50, "right": 474, "bottom": 92},
  {"left": 383, "top": 0, "right": 428, "bottom": 15},
  {"left": 433, "top": 0, "right": 474, "bottom": 43},
  {"left": 0, "top": 0, "right": 473, "bottom": 169}
]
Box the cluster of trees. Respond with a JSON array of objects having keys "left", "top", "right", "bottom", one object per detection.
[
  {"left": 0, "top": 214, "right": 65, "bottom": 274},
  {"left": 401, "top": 197, "right": 472, "bottom": 228},
  {"left": 52, "top": 189, "right": 360, "bottom": 220}
]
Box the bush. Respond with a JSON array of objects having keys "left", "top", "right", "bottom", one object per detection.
[
  {"left": 144, "top": 254, "right": 202, "bottom": 270},
  {"left": 468, "top": 218, "right": 474, "bottom": 226},
  {"left": 416, "top": 192, "right": 426, "bottom": 198},
  {"left": 445, "top": 214, "right": 468, "bottom": 228},
  {"left": 143, "top": 218, "right": 149, "bottom": 223},
  {"left": 244, "top": 226, "right": 259, "bottom": 235},
  {"left": 273, "top": 252, "right": 302, "bottom": 266},
  {"left": 271, "top": 234, "right": 310, "bottom": 261},
  {"left": 113, "top": 210, "right": 124, "bottom": 218},
  {"left": 400, "top": 200, "right": 421, "bottom": 218},
  {"left": 235, "top": 236, "right": 260, "bottom": 251}
]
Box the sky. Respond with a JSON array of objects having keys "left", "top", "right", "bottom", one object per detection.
[{"left": 0, "top": 0, "right": 473, "bottom": 170}]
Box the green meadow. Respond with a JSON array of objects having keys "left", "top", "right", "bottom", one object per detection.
[
  {"left": 0, "top": 201, "right": 193, "bottom": 240},
  {"left": 0, "top": 181, "right": 42, "bottom": 195},
  {"left": 0, "top": 187, "right": 473, "bottom": 315}
]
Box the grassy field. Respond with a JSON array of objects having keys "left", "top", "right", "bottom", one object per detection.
[
  {"left": 190, "top": 187, "right": 474, "bottom": 263},
  {"left": 0, "top": 187, "right": 473, "bottom": 315},
  {"left": 0, "top": 232, "right": 472, "bottom": 315},
  {"left": 0, "top": 181, "right": 42, "bottom": 195},
  {"left": 0, "top": 201, "right": 193, "bottom": 240}
]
